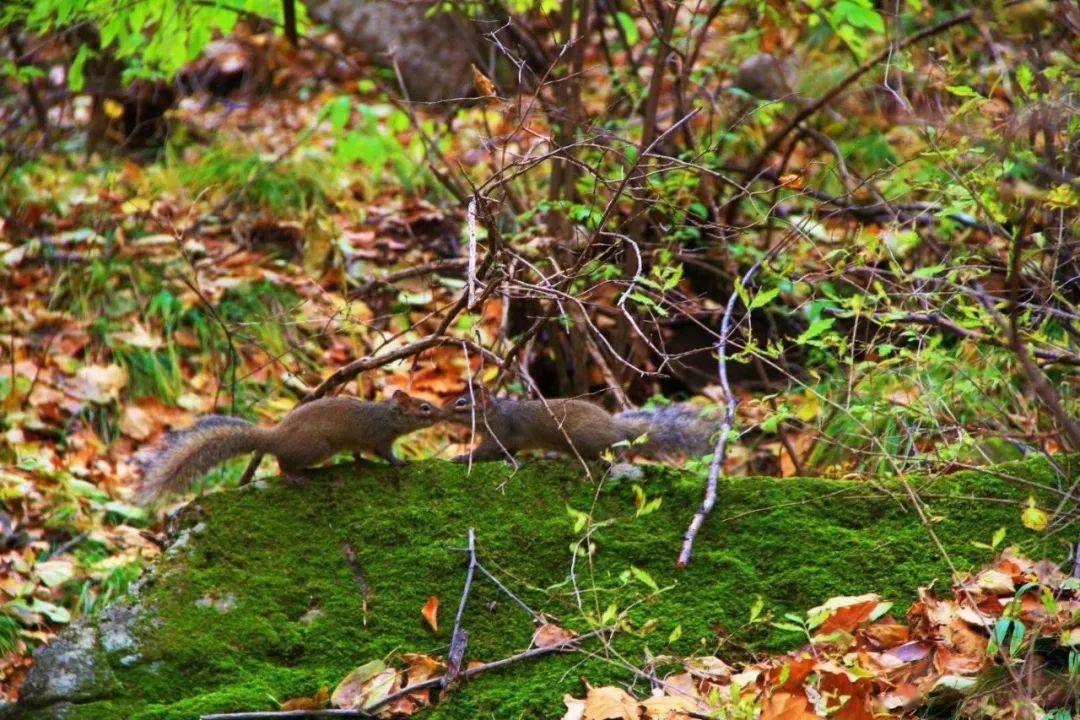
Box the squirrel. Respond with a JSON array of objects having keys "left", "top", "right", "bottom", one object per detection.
[
  {"left": 135, "top": 391, "right": 443, "bottom": 503},
  {"left": 446, "top": 385, "right": 716, "bottom": 462}
]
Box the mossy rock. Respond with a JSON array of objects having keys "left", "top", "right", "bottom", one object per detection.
[{"left": 12, "top": 456, "right": 1078, "bottom": 720}]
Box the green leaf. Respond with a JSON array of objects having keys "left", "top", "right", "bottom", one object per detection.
[
  {"left": 29, "top": 599, "right": 70, "bottom": 623},
  {"left": 748, "top": 596, "right": 764, "bottom": 622},
  {"left": 771, "top": 621, "right": 805, "bottom": 633},
  {"left": 630, "top": 565, "right": 660, "bottom": 593},
  {"left": 69, "top": 45, "right": 91, "bottom": 92},
  {"left": 946, "top": 85, "right": 981, "bottom": 98},
  {"left": 668, "top": 624, "right": 683, "bottom": 643},
  {"left": 748, "top": 287, "right": 780, "bottom": 310},
  {"left": 1015, "top": 65, "right": 1034, "bottom": 95},
  {"left": 912, "top": 264, "right": 946, "bottom": 279},
  {"left": 796, "top": 317, "right": 835, "bottom": 344},
  {"left": 615, "top": 12, "right": 640, "bottom": 46},
  {"left": 566, "top": 505, "right": 589, "bottom": 533}
]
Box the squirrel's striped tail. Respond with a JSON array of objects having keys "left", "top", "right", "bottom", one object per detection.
[{"left": 136, "top": 416, "right": 270, "bottom": 504}]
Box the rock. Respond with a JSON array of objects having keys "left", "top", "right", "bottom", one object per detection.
[
  {"left": 98, "top": 603, "right": 141, "bottom": 656},
  {"left": 17, "top": 620, "right": 118, "bottom": 708},
  {"left": 302, "top": 0, "right": 484, "bottom": 103},
  {"left": 10, "top": 457, "right": 1076, "bottom": 719},
  {"left": 733, "top": 53, "right": 797, "bottom": 101}
]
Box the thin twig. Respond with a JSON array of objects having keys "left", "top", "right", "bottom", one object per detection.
[
  {"left": 350, "top": 258, "right": 469, "bottom": 297},
  {"left": 475, "top": 562, "right": 544, "bottom": 624}
]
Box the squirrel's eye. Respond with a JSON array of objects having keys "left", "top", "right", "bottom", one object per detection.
[
  {"left": 420, "top": 403, "right": 432, "bottom": 413},
  {"left": 455, "top": 398, "right": 468, "bottom": 408}
]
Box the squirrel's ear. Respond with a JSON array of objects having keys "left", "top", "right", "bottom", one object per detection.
[{"left": 391, "top": 389, "right": 411, "bottom": 404}]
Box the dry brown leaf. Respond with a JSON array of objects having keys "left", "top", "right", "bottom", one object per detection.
[
  {"left": 421, "top": 596, "right": 439, "bottom": 633},
  {"left": 583, "top": 686, "right": 640, "bottom": 720},
  {"left": 863, "top": 620, "right": 908, "bottom": 649},
  {"left": 69, "top": 364, "right": 127, "bottom": 404},
  {"left": 532, "top": 622, "right": 578, "bottom": 648},
  {"left": 562, "top": 694, "right": 587, "bottom": 720},
  {"left": 120, "top": 405, "right": 155, "bottom": 440},
  {"left": 641, "top": 692, "right": 697, "bottom": 719},
  {"left": 471, "top": 64, "right": 497, "bottom": 98},
  {"left": 402, "top": 653, "right": 444, "bottom": 684},
  {"left": 280, "top": 685, "right": 329, "bottom": 710}
]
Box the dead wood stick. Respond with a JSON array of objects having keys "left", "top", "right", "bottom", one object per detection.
[
  {"left": 677, "top": 255, "right": 769, "bottom": 567},
  {"left": 443, "top": 528, "right": 477, "bottom": 689},
  {"left": 199, "top": 628, "right": 615, "bottom": 720}
]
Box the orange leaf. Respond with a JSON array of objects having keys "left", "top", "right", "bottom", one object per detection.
[
  {"left": 421, "top": 596, "right": 439, "bottom": 633},
  {"left": 280, "top": 685, "right": 329, "bottom": 711},
  {"left": 817, "top": 601, "right": 878, "bottom": 635},
  {"left": 471, "top": 64, "right": 497, "bottom": 98},
  {"left": 760, "top": 692, "right": 821, "bottom": 720}
]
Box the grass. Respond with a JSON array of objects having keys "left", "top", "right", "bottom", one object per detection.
[{"left": 14, "top": 454, "right": 1077, "bottom": 719}]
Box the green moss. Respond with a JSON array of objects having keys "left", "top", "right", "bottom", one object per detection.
[{"left": 51, "top": 456, "right": 1080, "bottom": 719}]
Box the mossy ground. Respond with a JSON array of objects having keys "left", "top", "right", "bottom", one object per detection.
[{"left": 45, "top": 456, "right": 1079, "bottom": 720}]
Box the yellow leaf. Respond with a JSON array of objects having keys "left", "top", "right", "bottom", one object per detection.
[
  {"left": 1020, "top": 496, "right": 1048, "bottom": 532},
  {"left": 103, "top": 98, "right": 124, "bottom": 119},
  {"left": 121, "top": 197, "right": 152, "bottom": 214}
]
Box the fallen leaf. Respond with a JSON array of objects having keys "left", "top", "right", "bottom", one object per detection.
[
  {"left": 583, "top": 686, "right": 639, "bottom": 720},
  {"left": 421, "top": 596, "right": 439, "bottom": 633},
  {"left": 1020, "top": 497, "right": 1048, "bottom": 532},
  {"left": 863, "top": 620, "right": 908, "bottom": 648},
  {"left": 280, "top": 685, "right": 329, "bottom": 710},
  {"left": 641, "top": 692, "right": 696, "bottom": 719},
  {"left": 562, "top": 694, "right": 587, "bottom": 720},
  {"left": 69, "top": 364, "right": 127, "bottom": 404},
  {"left": 533, "top": 622, "right": 578, "bottom": 648},
  {"left": 402, "top": 653, "right": 444, "bottom": 684},
  {"left": 120, "top": 405, "right": 155, "bottom": 440},
  {"left": 760, "top": 692, "right": 820, "bottom": 720},
  {"left": 34, "top": 559, "right": 75, "bottom": 589},
  {"left": 976, "top": 569, "right": 1015, "bottom": 595},
  {"left": 331, "top": 660, "right": 387, "bottom": 708}
]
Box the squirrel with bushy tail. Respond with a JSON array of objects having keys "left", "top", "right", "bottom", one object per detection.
[
  {"left": 135, "top": 391, "right": 443, "bottom": 503},
  {"left": 445, "top": 385, "right": 716, "bottom": 462}
]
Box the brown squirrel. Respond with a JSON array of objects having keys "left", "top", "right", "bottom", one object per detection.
[
  {"left": 136, "top": 391, "right": 443, "bottom": 503},
  {"left": 446, "top": 386, "right": 716, "bottom": 462}
]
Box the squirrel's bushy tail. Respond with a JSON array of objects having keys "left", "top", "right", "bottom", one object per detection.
[
  {"left": 614, "top": 403, "right": 717, "bottom": 458},
  {"left": 136, "top": 416, "right": 270, "bottom": 504}
]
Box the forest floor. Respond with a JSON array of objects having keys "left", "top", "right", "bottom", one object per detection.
[{"left": 2, "top": 6, "right": 1078, "bottom": 714}]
